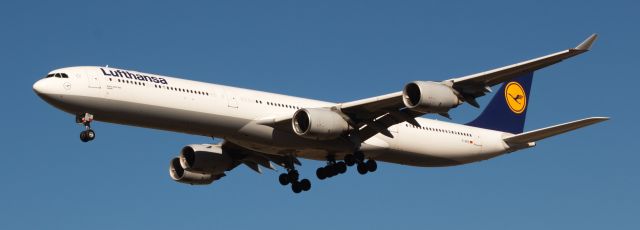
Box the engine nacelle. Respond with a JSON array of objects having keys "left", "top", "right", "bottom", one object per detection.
[
  {"left": 178, "top": 144, "right": 234, "bottom": 175},
  {"left": 292, "top": 108, "right": 350, "bottom": 140},
  {"left": 402, "top": 81, "right": 462, "bottom": 113},
  {"left": 169, "top": 157, "right": 216, "bottom": 185}
]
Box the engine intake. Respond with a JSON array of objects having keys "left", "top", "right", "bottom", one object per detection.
[
  {"left": 402, "top": 81, "right": 461, "bottom": 113},
  {"left": 292, "top": 108, "right": 350, "bottom": 140}
]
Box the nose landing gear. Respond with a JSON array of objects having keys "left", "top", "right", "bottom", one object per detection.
[{"left": 76, "top": 113, "right": 96, "bottom": 142}]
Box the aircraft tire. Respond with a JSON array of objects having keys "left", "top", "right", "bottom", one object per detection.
[
  {"left": 86, "top": 129, "right": 95, "bottom": 140},
  {"left": 287, "top": 170, "right": 299, "bottom": 182},
  {"left": 366, "top": 160, "right": 377, "bottom": 172},
  {"left": 337, "top": 162, "right": 347, "bottom": 174},
  {"left": 316, "top": 167, "right": 326, "bottom": 180},
  {"left": 357, "top": 163, "right": 368, "bottom": 175},
  {"left": 300, "top": 179, "right": 311, "bottom": 191},
  {"left": 279, "top": 173, "right": 290, "bottom": 185},
  {"left": 291, "top": 181, "right": 302, "bottom": 193},
  {"left": 80, "top": 131, "right": 89, "bottom": 142}
]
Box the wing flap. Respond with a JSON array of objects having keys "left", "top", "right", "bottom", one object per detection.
[{"left": 503, "top": 117, "right": 608, "bottom": 144}]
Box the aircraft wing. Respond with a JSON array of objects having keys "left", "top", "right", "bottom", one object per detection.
[
  {"left": 333, "top": 34, "right": 599, "bottom": 141},
  {"left": 258, "top": 34, "right": 598, "bottom": 142},
  {"left": 446, "top": 34, "right": 598, "bottom": 105}
]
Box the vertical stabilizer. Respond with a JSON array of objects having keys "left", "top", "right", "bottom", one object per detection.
[{"left": 466, "top": 72, "right": 533, "bottom": 134}]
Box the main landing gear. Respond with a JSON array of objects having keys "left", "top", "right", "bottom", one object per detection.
[
  {"left": 344, "top": 151, "right": 377, "bottom": 175},
  {"left": 316, "top": 152, "right": 378, "bottom": 181},
  {"left": 278, "top": 160, "right": 311, "bottom": 194},
  {"left": 76, "top": 113, "right": 96, "bottom": 142},
  {"left": 316, "top": 155, "right": 347, "bottom": 180}
]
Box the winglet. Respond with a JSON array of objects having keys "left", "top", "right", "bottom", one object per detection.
[{"left": 575, "top": 34, "right": 598, "bottom": 50}]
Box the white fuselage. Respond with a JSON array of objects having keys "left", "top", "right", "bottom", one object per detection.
[{"left": 33, "top": 66, "right": 512, "bottom": 167}]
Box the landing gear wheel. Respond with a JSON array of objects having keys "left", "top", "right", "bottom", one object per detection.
[
  {"left": 287, "top": 170, "right": 299, "bottom": 182},
  {"left": 291, "top": 181, "right": 302, "bottom": 194},
  {"left": 300, "top": 179, "right": 311, "bottom": 191},
  {"left": 80, "top": 131, "right": 89, "bottom": 142},
  {"left": 357, "top": 163, "right": 368, "bottom": 175},
  {"left": 86, "top": 129, "right": 95, "bottom": 141},
  {"left": 365, "top": 159, "right": 377, "bottom": 172},
  {"left": 279, "top": 173, "right": 290, "bottom": 185},
  {"left": 336, "top": 161, "right": 347, "bottom": 174},
  {"left": 80, "top": 130, "right": 96, "bottom": 142},
  {"left": 316, "top": 167, "right": 327, "bottom": 180},
  {"left": 327, "top": 165, "right": 338, "bottom": 178},
  {"left": 344, "top": 154, "right": 356, "bottom": 166}
]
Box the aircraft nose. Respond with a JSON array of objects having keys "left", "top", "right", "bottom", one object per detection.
[{"left": 33, "top": 79, "right": 46, "bottom": 94}]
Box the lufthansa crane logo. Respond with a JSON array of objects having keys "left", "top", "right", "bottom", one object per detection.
[{"left": 504, "top": 82, "right": 526, "bottom": 114}]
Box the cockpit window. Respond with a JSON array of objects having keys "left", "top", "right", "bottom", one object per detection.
[{"left": 45, "top": 73, "right": 69, "bottom": 78}]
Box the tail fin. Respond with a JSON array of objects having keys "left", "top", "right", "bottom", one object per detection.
[{"left": 466, "top": 72, "right": 534, "bottom": 134}]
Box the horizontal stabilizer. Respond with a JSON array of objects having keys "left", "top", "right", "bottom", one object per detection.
[{"left": 503, "top": 117, "right": 609, "bottom": 144}]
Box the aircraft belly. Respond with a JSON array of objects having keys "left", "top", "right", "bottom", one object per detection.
[
  {"left": 230, "top": 123, "right": 356, "bottom": 159},
  {"left": 373, "top": 125, "right": 502, "bottom": 167},
  {"left": 48, "top": 94, "right": 247, "bottom": 137}
]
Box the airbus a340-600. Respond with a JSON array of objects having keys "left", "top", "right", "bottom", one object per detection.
[{"left": 34, "top": 34, "right": 607, "bottom": 193}]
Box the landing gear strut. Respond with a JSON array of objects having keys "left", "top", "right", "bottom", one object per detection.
[
  {"left": 277, "top": 158, "right": 311, "bottom": 193},
  {"left": 76, "top": 113, "right": 95, "bottom": 142}
]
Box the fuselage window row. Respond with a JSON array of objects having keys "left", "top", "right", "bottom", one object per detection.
[
  {"left": 260, "top": 101, "right": 300, "bottom": 110},
  {"left": 405, "top": 124, "right": 471, "bottom": 137},
  {"left": 109, "top": 77, "right": 210, "bottom": 96}
]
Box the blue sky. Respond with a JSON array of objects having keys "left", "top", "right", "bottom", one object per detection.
[{"left": 1, "top": 0, "right": 637, "bottom": 229}]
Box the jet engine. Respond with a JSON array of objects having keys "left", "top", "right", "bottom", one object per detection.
[
  {"left": 292, "top": 108, "right": 350, "bottom": 140},
  {"left": 169, "top": 157, "right": 217, "bottom": 185},
  {"left": 168, "top": 144, "right": 233, "bottom": 185},
  {"left": 402, "top": 81, "right": 462, "bottom": 113},
  {"left": 178, "top": 144, "right": 234, "bottom": 174}
]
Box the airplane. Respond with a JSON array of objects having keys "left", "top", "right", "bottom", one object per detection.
[{"left": 33, "top": 34, "right": 607, "bottom": 193}]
